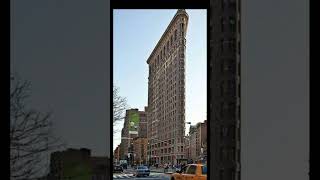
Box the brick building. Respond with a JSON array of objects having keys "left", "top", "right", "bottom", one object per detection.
[
  {"left": 188, "top": 120, "right": 207, "bottom": 162},
  {"left": 113, "top": 145, "right": 121, "bottom": 164},
  {"left": 146, "top": 9, "right": 188, "bottom": 165},
  {"left": 119, "top": 108, "right": 147, "bottom": 162},
  {"left": 133, "top": 137, "right": 148, "bottom": 165}
]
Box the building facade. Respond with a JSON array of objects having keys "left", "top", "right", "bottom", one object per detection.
[
  {"left": 133, "top": 137, "right": 148, "bottom": 165},
  {"left": 119, "top": 108, "right": 147, "bottom": 163},
  {"left": 201, "top": 120, "right": 208, "bottom": 159},
  {"left": 138, "top": 107, "right": 148, "bottom": 138},
  {"left": 146, "top": 9, "right": 188, "bottom": 165},
  {"left": 189, "top": 125, "right": 198, "bottom": 161},
  {"left": 210, "top": 0, "right": 241, "bottom": 180},
  {"left": 114, "top": 145, "right": 121, "bottom": 164},
  {"left": 188, "top": 120, "right": 207, "bottom": 162},
  {"left": 184, "top": 135, "right": 191, "bottom": 161}
]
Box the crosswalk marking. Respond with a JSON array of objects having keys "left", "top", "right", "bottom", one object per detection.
[{"left": 113, "top": 174, "right": 135, "bottom": 179}]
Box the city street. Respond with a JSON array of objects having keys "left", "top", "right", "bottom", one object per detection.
[{"left": 113, "top": 167, "right": 172, "bottom": 179}]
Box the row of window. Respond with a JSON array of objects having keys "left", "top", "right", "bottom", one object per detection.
[
  {"left": 151, "top": 23, "right": 185, "bottom": 71},
  {"left": 158, "top": 130, "right": 184, "bottom": 140},
  {"left": 149, "top": 58, "right": 184, "bottom": 94},
  {"left": 150, "top": 145, "right": 185, "bottom": 155},
  {"left": 149, "top": 80, "right": 184, "bottom": 112}
]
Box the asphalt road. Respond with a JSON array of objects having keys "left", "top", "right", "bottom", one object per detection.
[
  {"left": 113, "top": 168, "right": 172, "bottom": 180},
  {"left": 113, "top": 172, "right": 171, "bottom": 180}
]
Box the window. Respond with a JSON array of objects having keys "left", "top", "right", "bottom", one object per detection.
[
  {"left": 221, "top": 39, "right": 224, "bottom": 52},
  {"left": 220, "top": 82, "right": 224, "bottom": 96},
  {"left": 186, "top": 165, "right": 197, "bottom": 174},
  {"left": 220, "top": 147, "right": 224, "bottom": 161},
  {"left": 221, "top": 18, "right": 224, "bottom": 32},
  {"left": 238, "top": 19, "right": 241, "bottom": 33},
  {"left": 227, "top": 39, "right": 233, "bottom": 52},
  {"left": 229, "top": 125, "right": 236, "bottom": 140},
  {"left": 237, "top": 125, "right": 241, "bottom": 141},
  {"left": 221, "top": 62, "right": 224, "bottom": 72},
  {"left": 222, "top": 126, "right": 228, "bottom": 137},
  {"left": 230, "top": 17, "right": 236, "bottom": 32},
  {"left": 181, "top": 23, "right": 184, "bottom": 36},
  {"left": 231, "top": 148, "right": 235, "bottom": 161},
  {"left": 175, "top": 29, "right": 177, "bottom": 40}
]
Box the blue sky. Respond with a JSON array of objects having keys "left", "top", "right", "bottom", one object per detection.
[{"left": 113, "top": 9, "right": 207, "bottom": 150}]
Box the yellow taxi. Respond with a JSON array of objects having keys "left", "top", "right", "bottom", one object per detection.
[{"left": 171, "top": 163, "right": 207, "bottom": 180}]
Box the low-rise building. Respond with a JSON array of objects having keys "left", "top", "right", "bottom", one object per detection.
[{"left": 188, "top": 120, "right": 207, "bottom": 161}]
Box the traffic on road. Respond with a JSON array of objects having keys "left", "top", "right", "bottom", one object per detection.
[{"left": 113, "top": 161, "right": 207, "bottom": 180}]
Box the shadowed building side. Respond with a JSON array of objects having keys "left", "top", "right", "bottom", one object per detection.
[
  {"left": 48, "top": 148, "right": 109, "bottom": 180},
  {"left": 210, "top": 0, "right": 241, "bottom": 180}
]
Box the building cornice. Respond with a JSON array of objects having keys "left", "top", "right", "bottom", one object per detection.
[{"left": 147, "top": 9, "right": 188, "bottom": 64}]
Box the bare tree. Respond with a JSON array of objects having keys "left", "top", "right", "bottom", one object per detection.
[
  {"left": 113, "top": 86, "right": 127, "bottom": 131},
  {"left": 10, "top": 75, "right": 65, "bottom": 180}
]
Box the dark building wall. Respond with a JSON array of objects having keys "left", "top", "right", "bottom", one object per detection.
[
  {"left": 49, "top": 148, "right": 94, "bottom": 179},
  {"left": 90, "top": 156, "right": 108, "bottom": 180},
  {"left": 210, "top": 0, "right": 241, "bottom": 180}
]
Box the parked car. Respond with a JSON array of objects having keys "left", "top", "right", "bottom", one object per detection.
[
  {"left": 113, "top": 165, "right": 124, "bottom": 173},
  {"left": 135, "top": 166, "right": 150, "bottom": 177},
  {"left": 171, "top": 163, "right": 207, "bottom": 180}
]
